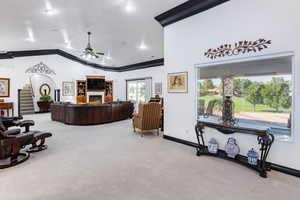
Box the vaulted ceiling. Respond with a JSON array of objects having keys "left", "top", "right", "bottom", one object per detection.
[{"left": 0, "top": 0, "right": 187, "bottom": 67}]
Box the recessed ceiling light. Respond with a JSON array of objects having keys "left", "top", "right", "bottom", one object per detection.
[
  {"left": 125, "top": 1, "right": 136, "bottom": 13},
  {"left": 44, "top": 0, "right": 58, "bottom": 16},
  {"left": 65, "top": 42, "right": 72, "bottom": 49},
  {"left": 61, "top": 29, "right": 72, "bottom": 49},
  {"left": 139, "top": 42, "right": 148, "bottom": 50},
  {"left": 25, "top": 27, "right": 35, "bottom": 42},
  {"left": 106, "top": 52, "right": 112, "bottom": 60},
  {"left": 44, "top": 9, "right": 58, "bottom": 16}
]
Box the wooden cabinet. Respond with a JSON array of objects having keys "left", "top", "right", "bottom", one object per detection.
[
  {"left": 76, "top": 80, "right": 87, "bottom": 104},
  {"left": 105, "top": 81, "right": 113, "bottom": 103}
]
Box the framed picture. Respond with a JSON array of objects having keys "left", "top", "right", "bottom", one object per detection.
[
  {"left": 154, "top": 82, "right": 162, "bottom": 95},
  {"left": 167, "top": 72, "right": 188, "bottom": 93},
  {"left": 0, "top": 78, "right": 10, "bottom": 97},
  {"left": 62, "top": 82, "right": 75, "bottom": 96}
]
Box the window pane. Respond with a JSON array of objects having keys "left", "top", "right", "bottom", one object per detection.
[
  {"left": 233, "top": 75, "right": 292, "bottom": 140},
  {"left": 198, "top": 79, "right": 223, "bottom": 118},
  {"left": 197, "top": 56, "right": 293, "bottom": 141}
]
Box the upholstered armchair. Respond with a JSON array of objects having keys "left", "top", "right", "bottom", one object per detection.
[{"left": 132, "top": 103, "right": 162, "bottom": 137}]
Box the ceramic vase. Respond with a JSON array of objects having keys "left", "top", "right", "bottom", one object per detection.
[
  {"left": 208, "top": 138, "right": 219, "bottom": 154},
  {"left": 225, "top": 137, "right": 240, "bottom": 158},
  {"left": 247, "top": 148, "right": 259, "bottom": 165}
]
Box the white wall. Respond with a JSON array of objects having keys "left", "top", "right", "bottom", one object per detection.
[
  {"left": 164, "top": 0, "right": 300, "bottom": 169},
  {"left": 114, "top": 66, "right": 165, "bottom": 101},
  {"left": 0, "top": 55, "right": 116, "bottom": 114}
]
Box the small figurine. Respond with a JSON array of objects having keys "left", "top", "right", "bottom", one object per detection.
[
  {"left": 247, "top": 148, "right": 259, "bottom": 165},
  {"left": 225, "top": 137, "right": 240, "bottom": 158},
  {"left": 208, "top": 138, "right": 219, "bottom": 154}
]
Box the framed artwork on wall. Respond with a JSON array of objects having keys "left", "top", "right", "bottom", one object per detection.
[
  {"left": 167, "top": 72, "right": 188, "bottom": 93},
  {"left": 62, "top": 82, "right": 75, "bottom": 96},
  {"left": 0, "top": 78, "right": 10, "bottom": 97}
]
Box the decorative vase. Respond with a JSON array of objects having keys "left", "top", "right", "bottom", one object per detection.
[
  {"left": 225, "top": 137, "right": 240, "bottom": 158},
  {"left": 247, "top": 148, "right": 259, "bottom": 165},
  {"left": 208, "top": 138, "right": 219, "bottom": 154}
]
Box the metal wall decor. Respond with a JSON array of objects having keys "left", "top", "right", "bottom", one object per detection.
[
  {"left": 204, "top": 39, "right": 272, "bottom": 60},
  {"left": 25, "top": 62, "right": 56, "bottom": 75}
]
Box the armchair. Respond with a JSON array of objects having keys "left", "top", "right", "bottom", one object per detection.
[
  {"left": 0, "top": 120, "right": 33, "bottom": 169},
  {"left": 2, "top": 116, "right": 35, "bottom": 133},
  {"left": 0, "top": 116, "right": 52, "bottom": 154},
  {"left": 132, "top": 103, "right": 162, "bottom": 137}
]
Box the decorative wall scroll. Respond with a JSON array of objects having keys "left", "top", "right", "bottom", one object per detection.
[
  {"left": 25, "top": 62, "right": 56, "bottom": 75},
  {"left": 204, "top": 39, "right": 272, "bottom": 60}
]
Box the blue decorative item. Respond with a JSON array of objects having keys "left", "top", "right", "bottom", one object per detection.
[
  {"left": 225, "top": 137, "right": 240, "bottom": 158},
  {"left": 208, "top": 138, "right": 219, "bottom": 154},
  {"left": 247, "top": 148, "right": 259, "bottom": 165}
]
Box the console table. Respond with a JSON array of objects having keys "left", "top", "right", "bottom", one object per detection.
[
  {"left": 0, "top": 102, "right": 14, "bottom": 117},
  {"left": 195, "top": 120, "right": 274, "bottom": 178}
]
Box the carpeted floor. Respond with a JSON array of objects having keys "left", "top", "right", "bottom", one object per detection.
[{"left": 1, "top": 113, "right": 299, "bottom": 200}]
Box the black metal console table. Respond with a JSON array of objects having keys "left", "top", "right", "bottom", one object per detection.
[{"left": 195, "top": 120, "right": 275, "bottom": 178}]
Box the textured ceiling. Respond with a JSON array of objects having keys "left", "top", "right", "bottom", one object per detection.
[{"left": 0, "top": 0, "right": 187, "bottom": 67}]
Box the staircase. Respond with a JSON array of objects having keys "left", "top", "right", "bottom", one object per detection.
[{"left": 19, "top": 85, "right": 35, "bottom": 115}]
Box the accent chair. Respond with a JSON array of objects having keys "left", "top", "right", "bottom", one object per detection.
[{"left": 132, "top": 103, "right": 162, "bottom": 137}]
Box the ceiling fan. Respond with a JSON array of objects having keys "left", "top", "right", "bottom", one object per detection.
[{"left": 81, "top": 32, "right": 104, "bottom": 60}]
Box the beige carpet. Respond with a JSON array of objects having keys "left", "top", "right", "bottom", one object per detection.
[{"left": 0, "top": 113, "right": 299, "bottom": 200}]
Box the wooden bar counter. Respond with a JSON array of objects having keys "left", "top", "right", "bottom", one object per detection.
[{"left": 51, "top": 102, "right": 134, "bottom": 125}]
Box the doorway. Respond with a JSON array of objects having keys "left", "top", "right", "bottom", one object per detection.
[{"left": 126, "top": 78, "right": 152, "bottom": 111}]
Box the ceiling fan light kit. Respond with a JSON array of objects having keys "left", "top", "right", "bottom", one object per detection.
[{"left": 81, "top": 32, "right": 104, "bottom": 60}]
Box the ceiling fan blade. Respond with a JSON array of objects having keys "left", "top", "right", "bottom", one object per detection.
[{"left": 96, "top": 52, "right": 104, "bottom": 55}]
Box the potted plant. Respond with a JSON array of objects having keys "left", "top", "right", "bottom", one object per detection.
[{"left": 37, "top": 95, "right": 53, "bottom": 112}]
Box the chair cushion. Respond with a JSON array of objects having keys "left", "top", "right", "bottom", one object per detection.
[
  {"left": 5, "top": 129, "right": 21, "bottom": 136},
  {"left": 19, "top": 120, "right": 35, "bottom": 127},
  {"left": 31, "top": 131, "right": 53, "bottom": 140}
]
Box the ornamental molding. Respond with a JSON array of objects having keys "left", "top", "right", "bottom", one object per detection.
[
  {"left": 204, "top": 39, "right": 272, "bottom": 60},
  {"left": 25, "top": 62, "right": 56, "bottom": 75}
]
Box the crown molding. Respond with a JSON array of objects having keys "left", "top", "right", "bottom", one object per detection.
[
  {"left": 155, "top": 0, "right": 230, "bottom": 27},
  {"left": 118, "top": 58, "right": 164, "bottom": 72},
  {"left": 0, "top": 49, "right": 164, "bottom": 72}
]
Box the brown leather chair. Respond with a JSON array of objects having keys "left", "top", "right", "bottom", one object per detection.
[
  {"left": 0, "top": 119, "right": 34, "bottom": 169},
  {"left": 132, "top": 103, "right": 162, "bottom": 137},
  {"left": 1, "top": 117, "right": 52, "bottom": 154}
]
